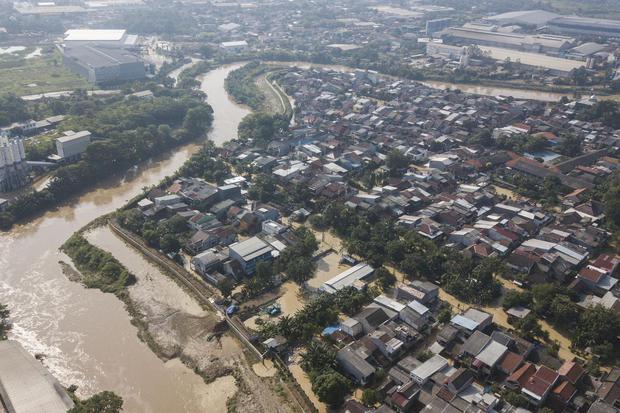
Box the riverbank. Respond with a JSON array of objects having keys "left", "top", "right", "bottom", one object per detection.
[
  {"left": 0, "top": 63, "right": 256, "bottom": 412},
  {"left": 256, "top": 59, "right": 620, "bottom": 103}
]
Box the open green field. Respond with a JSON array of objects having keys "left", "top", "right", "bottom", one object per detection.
[{"left": 0, "top": 46, "right": 90, "bottom": 96}]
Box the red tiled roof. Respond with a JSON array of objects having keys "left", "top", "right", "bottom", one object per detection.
[
  {"left": 553, "top": 380, "right": 577, "bottom": 402},
  {"left": 578, "top": 266, "right": 605, "bottom": 283},
  {"left": 524, "top": 375, "right": 553, "bottom": 398},
  {"left": 500, "top": 351, "right": 524, "bottom": 374},
  {"left": 508, "top": 363, "right": 536, "bottom": 388},
  {"left": 558, "top": 360, "right": 585, "bottom": 385},
  {"left": 592, "top": 254, "right": 620, "bottom": 275},
  {"left": 536, "top": 365, "right": 560, "bottom": 384}
]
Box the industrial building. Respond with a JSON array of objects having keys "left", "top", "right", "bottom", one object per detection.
[
  {"left": 486, "top": 11, "right": 620, "bottom": 39},
  {"left": 63, "top": 29, "right": 138, "bottom": 49},
  {"left": 486, "top": 10, "right": 560, "bottom": 27},
  {"left": 426, "top": 42, "right": 466, "bottom": 60},
  {"left": 478, "top": 45, "right": 586, "bottom": 74},
  {"left": 0, "top": 136, "right": 29, "bottom": 192},
  {"left": 548, "top": 16, "right": 620, "bottom": 38},
  {"left": 0, "top": 340, "right": 75, "bottom": 413},
  {"left": 53, "top": 130, "right": 92, "bottom": 162},
  {"left": 426, "top": 18, "right": 452, "bottom": 37},
  {"left": 61, "top": 45, "right": 145, "bottom": 84},
  {"left": 441, "top": 27, "right": 575, "bottom": 53}
]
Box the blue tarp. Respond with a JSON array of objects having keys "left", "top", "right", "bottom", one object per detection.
[{"left": 322, "top": 325, "right": 340, "bottom": 336}]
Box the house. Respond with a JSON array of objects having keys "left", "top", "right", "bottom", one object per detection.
[
  {"left": 498, "top": 351, "right": 525, "bottom": 376},
  {"left": 473, "top": 341, "right": 508, "bottom": 375},
  {"left": 597, "top": 367, "right": 620, "bottom": 406},
  {"left": 522, "top": 365, "right": 559, "bottom": 405},
  {"left": 186, "top": 226, "right": 237, "bottom": 254},
  {"left": 191, "top": 249, "right": 229, "bottom": 284},
  {"left": 320, "top": 263, "right": 375, "bottom": 294},
  {"left": 337, "top": 344, "right": 376, "bottom": 385},
  {"left": 387, "top": 380, "right": 420, "bottom": 413},
  {"left": 577, "top": 265, "right": 618, "bottom": 297},
  {"left": 506, "top": 362, "right": 537, "bottom": 390},
  {"left": 460, "top": 331, "right": 491, "bottom": 359},
  {"left": 399, "top": 300, "right": 430, "bottom": 332},
  {"left": 451, "top": 308, "right": 492, "bottom": 336},
  {"left": 410, "top": 355, "right": 449, "bottom": 385},
  {"left": 558, "top": 360, "right": 585, "bottom": 385},
  {"left": 228, "top": 236, "right": 274, "bottom": 275},
  {"left": 506, "top": 306, "right": 532, "bottom": 323},
  {"left": 341, "top": 317, "right": 363, "bottom": 338},
  {"left": 354, "top": 307, "right": 392, "bottom": 334},
  {"left": 407, "top": 280, "right": 439, "bottom": 304}
]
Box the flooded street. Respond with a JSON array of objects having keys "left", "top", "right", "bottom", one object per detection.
[{"left": 0, "top": 63, "right": 249, "bottom": 412}]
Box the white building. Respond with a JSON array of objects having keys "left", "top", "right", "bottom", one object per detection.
[
  {"left": 63, "top": 29, "right": 137, "bottom": 49},
  {"left": 55, "top": 130, "right": 91, "bottom": 161},
  {"left": 220, "top": 40, "right": 248, "bottom": 53}
]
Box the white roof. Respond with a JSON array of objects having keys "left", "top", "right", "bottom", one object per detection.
[
  {"left": 411, "top": 354, "right": 448, "bottom": 381},
  {"left": 321, "top": 263, "right": 374, "bottom": 293},
  {"left": 475, "top": 341, "right": 508, "bottom": 367},
  {"left": 407, "top": 300, "right": 429, "bottom": 316},
  {"left": 221, "top": 40, "right": 248, "bottom": 47},
  {"left": 521, "top": 238, "right": 556, "bottom": 251},
  {"left": 64, "top": 29, "right": 126, "bottom": 41},
  {"left": 374, "top": 294, "right": 406, "bottom": 312},
  {"left": 0, "top": 340, "right": 75, "bottom": 413},
  {"left": 56, "top": 130, "right": 91, "bottom": 143}
]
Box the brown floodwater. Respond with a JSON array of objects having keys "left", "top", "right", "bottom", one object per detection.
[{"left": 0, "top": 63, "right": 249, "bottom": 412}]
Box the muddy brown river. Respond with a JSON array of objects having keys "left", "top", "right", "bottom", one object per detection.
[{"left": 0, "top": 63, "right": 249, "bottom": 413}]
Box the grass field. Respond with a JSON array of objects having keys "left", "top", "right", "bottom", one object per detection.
[{"left": 0, "top": 46, "right": 90, "bottom": 96}]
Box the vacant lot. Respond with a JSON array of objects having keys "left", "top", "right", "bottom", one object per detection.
[{"left": 0, "top": 47, "right": 89, "bottom": 96}]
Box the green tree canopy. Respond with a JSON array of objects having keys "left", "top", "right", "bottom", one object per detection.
[
  {"left": 68, "top": 391, "right": 123, "bottom": 413},
  {"left": 312, "top": 370, "right": 350, "bottom": 408}
]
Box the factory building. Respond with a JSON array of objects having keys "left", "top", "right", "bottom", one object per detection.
[
  {"left": 53, "top": 130, "right": 92, "bottom": 162},
  {"left": 426, "top": 42, "right": 467, "bottom": 60},
  {"left": 0, "top": 136, "right": 29, "bottom": 192},
  {"left": 63, "top": 29, "right": 138, "bottom": 49},
  {"left": 441, "top": 27, "right": 575, "bottom": 53},
  {"left": 548, "top": 16, "right": 620, "bottom": 38},
  {"left": 61, "top": 45, "right": 145, "bottom": 84},
  {"left": 426, "top": 18, "right": 452, "bottom": 37},
  {"left": 485, "top": 10, "right": 560, "bottom": 27},
  {"left": 59, "top": 28, "right": 144, "bottom": 84}
]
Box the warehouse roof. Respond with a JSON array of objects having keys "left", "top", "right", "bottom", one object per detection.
[
  {"left": 486, "top": 10, "right": 560, "bottom": 26},
  {"left": 443, "top": 27, "right": 574, "bottom": 50},
  {"left": 229, "top": 236, "right": 273, "bottom": 262},
  {"left": 64, "top": 29, "right": 127, "bottom": 42},
  {"left": 479, "top": 46, "right": 585, "bottom": 73},
  {"left": 321, "top": 263, "right": 374, "bottom": 293},
  {"left": 63, "top": 45, "right": 142, "bottom": 68},
  {"left": 0, "top": 340, "right": 74, "bottom": 413},
  {"left": 550, "top": 16, "right": 620, "bottom": 32}
]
